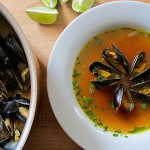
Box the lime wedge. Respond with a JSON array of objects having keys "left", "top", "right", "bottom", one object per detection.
[
  {"left": 42, "top": 0, "right": 57, "bottom": 8},
  {"left": 61, "top": 0, "right": 69, "bottom": 3},
  {"left": 26, "top": 6, "right": 58, "bottom": 25},
  {"left": 72, "top": 0, "right": 94, "bottom": 13}
]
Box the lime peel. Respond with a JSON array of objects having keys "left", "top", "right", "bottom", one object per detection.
[
  {"left": 26, "top": 6, "right": 58, "bottom": 25},
  {"left": 72, "top": 0, "right": 94, "bottom": 13},
  {"left": 42, "top": 0, "right": 57, "bottom": 8}
]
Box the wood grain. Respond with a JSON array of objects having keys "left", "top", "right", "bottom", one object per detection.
[{"left": 0, "top": 0, "right": 150, "bottom": 149}]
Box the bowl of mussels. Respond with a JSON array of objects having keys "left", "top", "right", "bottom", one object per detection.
[{"left": 0, "top": 3, "right": 39, "bottom": 150}]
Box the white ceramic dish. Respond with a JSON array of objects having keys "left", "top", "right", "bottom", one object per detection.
[
  {"left": 47, "top": 1, "right": 150, "bottom": 150},
  {"left": 0, "top": 3, "right": 39, "bottom": 150}
]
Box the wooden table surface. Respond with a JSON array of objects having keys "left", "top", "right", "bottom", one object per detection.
[{"left": 0, "top": 0, "right": 150, "bottom": 149}]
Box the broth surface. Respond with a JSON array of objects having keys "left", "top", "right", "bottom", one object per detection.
[{"left": 72, "top": 27, "right": 150, "bottom": 135}]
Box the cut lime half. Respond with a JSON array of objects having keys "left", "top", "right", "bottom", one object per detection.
[
  {"left": 72, "top": 0, "right": 94, "bottom": 13},
  {"left": 42, "top": 0, "right": 57, "bottom": 9},
  {"left": 26, "top": 6, "right": 58, "bottom": 25}
]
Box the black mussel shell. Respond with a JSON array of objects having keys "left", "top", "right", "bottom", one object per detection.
[
  {"left": 113, "top": 84, "right": 123, "bottom": 112},
  {"left": 91, "top": 79, "right": 120, "bottom": 89},
  {"left": 1, "top": 101, "right": 19, "bottom": 115},
  {"left": 0, "top": 115, "right": 11, "bottom": 138},
  {"left": 130, "top": 67, "right": 150, "bottom": 82},
  {"left": 129, "top": 52, "right": 149, "bottom": 79},
  {"left": 122, "top": 85, "right": 134, "bottom": 112},
  {"left": 5, "top": 33, "right": 26, "bottom": 62},
  {"left": 16, "top": 113, "right": 26, "bottom": 122},
  {"left": 129, "top": 89, "right": 150, "bottom": 102},
  {"left": 111, "top": 44, "right": 129, "bottom": 74}
]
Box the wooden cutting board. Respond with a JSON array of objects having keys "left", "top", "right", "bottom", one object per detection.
[{"left": 0, "top": 0, "right": 150, "bottom": 149}]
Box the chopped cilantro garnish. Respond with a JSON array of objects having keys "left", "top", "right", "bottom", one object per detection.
[
  {"left": 124, "top": 135, "right": 128, "bottom": 138},
  {"left": 94, "top": 37, "right": 102, "bottom": 47},
  {"left": 110, "top": 101, "right": 114, "bottom": 109},
  {"left": 72, "top": 81, "right": 80, "bottom": 90},
  {"left": 85, "top": 111, "right": 93, "bottom": 116},
  {"left": 72, "top": 69, "right": 81, "bottom": 77},
  {"left": 147, "top": 33, "right": 150, "bottom": 37},
  {"left": 103, "top": 126, "right": 108, "bottom": 132},
  {"left": 76, "top": 89, "right": 81, "bottom": 96},
  {"left": 89, "top": 83, "right": 94, "bottom": 95},
  {"left": 115, "top": 75, "right": 120, "bottom": 79},
  {"left": 76, "top": 61, "right": 83, "bottom": 65},
  {"left": 128, "top": 127, "right": 146, "bottom": 133},
  {"left": 102, "top": 107, "right": 105, "bottom": 112},
  {"left": 101, "top": 57, "right": 105, "bottom": 62},
  {"left": 95, "top": 124, "right": 97, "bottom": 127},
  {"left": 91, "top": 116, "right": 97, "bottom": 122},
  {"left": 141, "top": 103, "right": 148, "bottom": 109},
  {"left": 113, "top": 134, "right": 119, "bottom": 137},
  {"left": 115, "top": 130, "right": 121, "bottom": 133}
]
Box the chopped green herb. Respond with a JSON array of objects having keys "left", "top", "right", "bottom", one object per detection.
[
  {"left": 72, "top": 81, "right": 80, "bottom": 90},
  {"left": 132, "top": 28, "right": 136, "bottom": 31},
  {"left": 89, "top": 83, "right": 94, "bottom": 95},
  {"left": 141, "top": 103, "right": 148, "bottom": 109},
  {"left": 82, "top": 96, "right": 87, "bottom": 102},
  {"left": 76, "top": 61, "right": 83, "bottom": 65},
  {"left": 91, "top": 116, "right": 97, "bottom": 122},
  {"left": 147, "top": 33, "right": 150, "bottom": 37},
  {"left": 101, "top": 57, "right": 105, "bottom": 62},
  {"left": 103, "top": 126, "right": 108, "bottom": 132},
  {"left": 76, "top": 89, "right": 81, "bottom": 96},
  {"left": 76, "top": 96, "right": 80, "bottom": 101},
  {"left": 139, "top": 53, "right": 143, "bottom": 58},
  {"left": 115, "top": 130, "right": 121, "bottom": 133},
  {"left": 110, "top": 101, "right": 114, "bottom": 109},
  {"left": 94, "top": 37, "right": 102, "bottom": 47},
  {"left": 85, "top": 111, "right": 93, "bottom": 116},
  {"left": 72, "top": 69, "right": 81, "bottom": 77},
  {"left": 102, "top": 107, "right": 105, "bottom": 112},
  {"left": 140, "top": 31, "right": 145, "bottom": 35},
  {"left": 143, "top": 86, "right": 147, "bottom": 90},
  {"left": 111, "top": 28, "right": 118, "bottom": 32},
  {"left": 113, "top": 134, "right": 119, "bottom": 137},
  {"left": 76, "top": 57, "right": 79, "bottom": 60},
  {"left": 115, "top": 75, "right": 120, "bottom": 79},
  {"left": 95, "top": 124, "right": 97, "bottom": 127},
  {"left": 97, "top": 119, "right": 103, "bottom": 126},
  {"left": 124, "top": 135, "right": 128, "bottom": 138},
  {"left": 128, "top": 126, "right": 146, "bottom": 133},
  {"left": 92, "top": 69, "right": 97, "bottom": 74}
]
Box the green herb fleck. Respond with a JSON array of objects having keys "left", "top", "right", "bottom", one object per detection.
[
  {"left": 85, "top": 111, "right": 93, "bottom": 116},
  {"left": 132, "top": 28, "right": 136, "bottom": 31},
  {"left": 115, "top": 75, "right": 120, "bottom": 79},
  {"left": 110, "top": 101, "right": 114, "bottom": 109},
  {"left": 115, "top": 130, "right": 121, "bottom": 133},
  {"left": 102, "top": 107, "right": 105, "bottom": 112},
  {"left": 124, "top": 135, "right": 128, "bottom": 138},
  {"left": 76, "top": 89, "right": 81, "bottom": 96},
  {"left": 101, "top": 57, "right": 105, "bottom": 62},
  {"left": 147, "top": 33, "right": 150, "bottom": 37},
  {"left": 94, "top": 37, "right": 102, "bottom": 47},
  {"left": 76, "top": 61, "right": 83, "bottom": 65},
  {"left": 72, "top": 69, "right": 81, "bottom": 77},
  {"left": 103, "top": 126, "right": 108, "bottom": 132},
  {"left": 113, "top": 134, "right": 119, "bottom": 137},
  {"left": 89, "top": 83, "right": 94, "bottom": 95},
  {"left": 97, "top": 119, "right": 103, "bottom": 126},
  {"left": 91, "top": 116, "right": 97, "bottom": 122},
  {"left": 95, "top": 124, "right": 97, "bottom": 127},
  {"left": 141, "top": 103, "right": 148, "bottom": 109},
  {"left": 72, "top": 81, "right": 80, "bottom": 90},
  {"left": 128, "top": 127, "right": 146, "bottom": 133}
]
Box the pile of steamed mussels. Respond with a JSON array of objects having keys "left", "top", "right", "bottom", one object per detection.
[{"left": 0, "top": 33, "right": 30, "bottom": 150}]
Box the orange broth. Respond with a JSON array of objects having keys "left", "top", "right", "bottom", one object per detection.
[{"left": 72, "top": 27, "right": 150, "bottom": 135}]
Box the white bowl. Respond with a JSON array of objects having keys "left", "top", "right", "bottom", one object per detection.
[
  {"left": 0, "top": 3, "right": 39, "bottom": 150},
  {"left": 47, "top": 1, "right": 150, "bottom": 150}
]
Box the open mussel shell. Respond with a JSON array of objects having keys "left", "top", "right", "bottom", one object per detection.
[
  {"left": 0, "top": 115, "right": 10, "bottom": 139},
  {"left": 111, "top": 44, "right": 129, "bottom": 74},
  {"left": 129, "top": 51, "right": 149, "bottom": 79},
  {"left": 130, "top": 67, "right": 150, "bottom": 82},
  {"left": 122, "top": 85, "right": 134, "bottom": 112},
  {"left": 91, "top": 79, "right": 120, "bottom": 89},
  {"left": 5, "top": 33, "right": 26, "bottom": 63},
  {"left": 89, "top": 61, "right": 119, "bottom": 79},
  {"left": 2, "top": 139, "right": 17, "bottom": 150},
  {"left": 1, "top": 101, "right": 19, "bottom": 115},
  {"left": 102, "top": 44, "right": 129, "bottom": 74},
  {"left": 129, "top": 89, "right": 150, "bottom": 102},
  {"left": 113, "top": 84, "right": 123, "bottom": 112}
]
